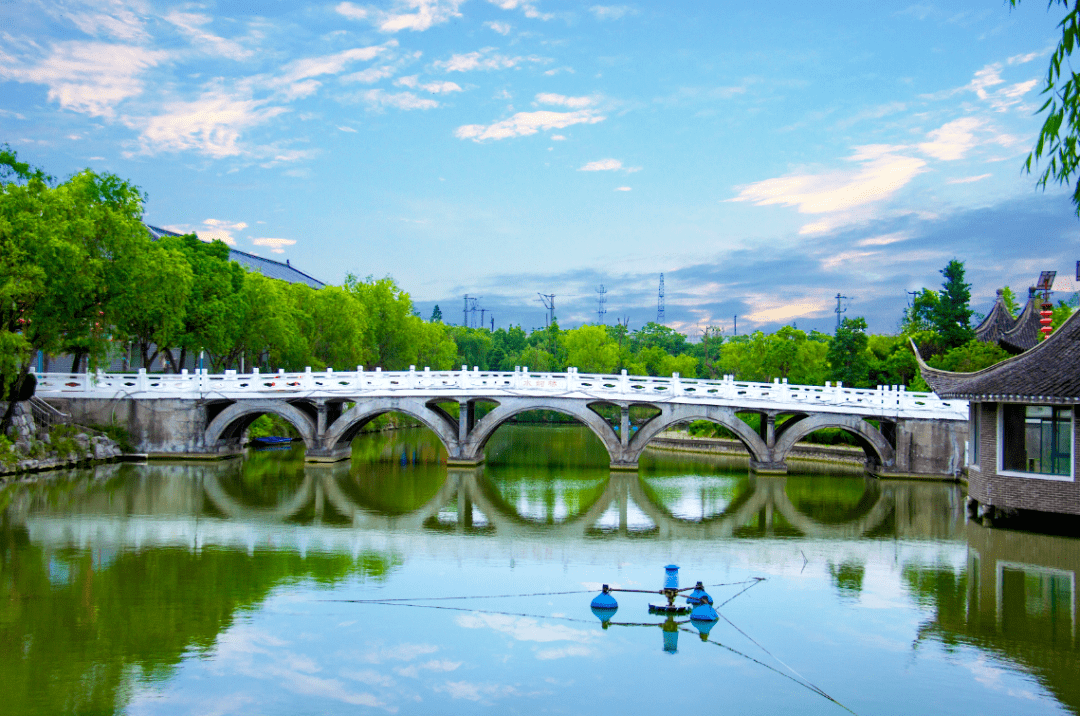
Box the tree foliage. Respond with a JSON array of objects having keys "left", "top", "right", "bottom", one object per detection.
[{"left": 1011, "top": 0, "right": 1080, "bottom": 211}]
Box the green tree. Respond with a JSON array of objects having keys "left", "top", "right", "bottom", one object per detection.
[
  {"left": 345, "top": 274, "right": 416, "bottom": 369},
  {"left": 564, "top": 325, "right": 620, "bottom": 374},
  {"left": 1010, "top": 0, "right": 1080, "bottom": 210},
  {"left": 827, "top": 317, "right": 870, "bottom": 387},
  {"left": 430, "top": 304, "right": 443, "bottom": 323},
  {"left": 932, "top": 259, "right": 974, "bottom": 350},
  {"left": 156, "top": 233, "right": 246, "bottom": 372},
  {"left": 1000, "top": 286, "right": 1019, "bottom": 317},
  {"left": 0, "top": 148, "right": 147, "bottom": 432},
  {"left": 110, "top": 240, "right": 194, "bottom": 371},
  {"left": 927, "top": 339, "right": 1011, "bottom": 373},
  {"left": 901, "top": 288, "right": 940, "bottom": 335}
]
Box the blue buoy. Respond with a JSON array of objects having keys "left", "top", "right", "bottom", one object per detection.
[
  {"left": 690, "top": 602, "right": 719, "bottom": 623},
  {"left": 685, "top": 581, "right": 713, "bottom": 605},
  {"left": 664, "top": 564, "right": 679, "bottom": 590},
  {"left": 590, "top": 584, "right": 618, "bottom": 611}
]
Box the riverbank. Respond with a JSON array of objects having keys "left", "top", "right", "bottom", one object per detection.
[
  {"left": 0, "top": 401, "right": 124, "bottom": 479},
  {"left": 648, "top": 429, "right": 866, "bottom": 466}
]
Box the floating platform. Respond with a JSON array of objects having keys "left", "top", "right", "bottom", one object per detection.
[{"left": 648, "top": 604, "right": 691, "bottom": 616}]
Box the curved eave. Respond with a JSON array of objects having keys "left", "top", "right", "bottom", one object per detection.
[{"left": 913, "top": 308, "right": 1080, "bottom": 401}]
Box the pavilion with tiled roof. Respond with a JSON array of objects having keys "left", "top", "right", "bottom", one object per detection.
[
  {"left": 998, "top": 287, "right": 1043, "bottom": 354},
  {"left": 918, "top": 309, "right": 1079, "bottom": 520},
  {"left": 973, "top": 288, "right": 1017, "bottom": 345}
]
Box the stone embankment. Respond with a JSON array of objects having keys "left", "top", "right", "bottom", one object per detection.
[
  {"left": 648, "top": 430, "right": 865, "bottom": 466},
  {"left": 0, "top": 401, "right": 123, "bottom": 478}
]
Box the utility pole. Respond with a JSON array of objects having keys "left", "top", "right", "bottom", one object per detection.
[
  {"left": 463, "top": 295, "right": 470, "bottom": 327},
  {"left": 656, "top": 274, "right": 665, "bottom": 324},
  {"left": 596, "top": 284, "right": 608, "bottom": 325},
  {"left": 538, "top": 293, "right": 555, "bottom": 328},
  {"left": 480, "top": 308, "right": 487, "bottom": 328},
  {"left": 733, "top": 315, "right": 737, "bottom": 335},
  {"left": 835, "top": 293, "right": 848, "bottom": 331},
  {"left": 490, "top": 315, "right": 494, "bottom": 332}
]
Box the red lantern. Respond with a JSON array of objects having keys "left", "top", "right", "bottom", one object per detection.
[{"left": 1040, "top": 302, "right": 1054, "bottom": 337}]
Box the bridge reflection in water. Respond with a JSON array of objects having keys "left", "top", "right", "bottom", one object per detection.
[{"left": 3, "top": 436, "right": 967, "bottom": 547}]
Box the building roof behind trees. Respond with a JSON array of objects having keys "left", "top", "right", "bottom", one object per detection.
[{"left": 145, "top": 224, "right": 325, "bottom": 289}]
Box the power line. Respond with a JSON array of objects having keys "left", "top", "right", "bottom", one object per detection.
[
  {"left": 537, "top": 293, "right": 555, "bottom": 328},
  {"left": 596, "top": 284, "right": 608, "bottom": 325}
]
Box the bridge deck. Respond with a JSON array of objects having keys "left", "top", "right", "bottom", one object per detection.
[{"left": 33, "top": 366, "right": 967, "bottom": 421}]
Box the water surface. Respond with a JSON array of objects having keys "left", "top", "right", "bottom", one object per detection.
[{"left": 1, "top": 425, "right": 1077, "bottom": 715}]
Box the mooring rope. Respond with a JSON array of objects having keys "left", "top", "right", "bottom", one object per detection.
[{"left": 319, "top": 589, "right": 594, "bottom": 603}]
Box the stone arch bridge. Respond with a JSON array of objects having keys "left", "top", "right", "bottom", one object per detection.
[{"left": 37, "top": 366, "right": 968, "bottom": 477}]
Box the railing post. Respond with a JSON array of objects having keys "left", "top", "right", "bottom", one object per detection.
[
  {"left": 137, "top": 368, "right": 148, "bottom": 393},
  {"left": 672, "top": 371, "right": 681, "bottom": 394},
  {"left": 620, "top": 369, "right": 629, "bottom": 395}
]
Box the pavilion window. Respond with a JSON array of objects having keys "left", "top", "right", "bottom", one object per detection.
[
  {"left": 1001, "top": 405, "right": 1073, "bottom": 477},
  {"left": 969, "top": 404, "right": 980, "bottom": 466}
]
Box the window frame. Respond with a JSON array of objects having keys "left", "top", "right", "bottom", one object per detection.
[
  {"left": 969, "top": 403, "right": 980, "bottom": 470},
  {"left": 997, "top": 404, "right": 1075, "bottom": 482}
]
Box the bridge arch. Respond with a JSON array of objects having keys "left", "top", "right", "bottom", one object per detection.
[
  {"left": 772, "top": 413, "right": 894, "bottom": 469},
  {"left": 204, "top": 400, "right": 317, "bottom": 451},
  {"left": 462, "top": 399, "right": 622, "bottom": 464},
  {"left": 627, "top": 405, "right": 770, "bottom": 464},
  {"left": 322, "top": 397, "right": 459, "bottom": 456}
]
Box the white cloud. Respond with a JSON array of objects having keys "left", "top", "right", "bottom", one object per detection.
[
  {"left": 360, "top": 89, "right": 439, "bottom": 110},
  {"left": 337, "top": 0, "right": 465, "bottom": 33},
  {"left": 580, "top": 158, "right": 623, "bottom": 171},
  {"left": 455, "top": 613, "right": 596, "bottom": 643},
  {"left": 455, "top": 109, "right": 604, "bottom": 141},
  {"left": 536, "top": 644, "right": 593, "bottom": 659},
  {"left": 0, "top": 41, "right": 169, "bottom": 118},
  {"left": 857, "top": 231, "right": 910, "bottom": 246},
  {"left": 360, "top": 643, "right": 440, "bottom": 663},
  {"left": 65, "top": 1, "right": 150, "bottom": 41},
  {"left": 744, "top": 299, "right": 830, "bottom": 324},
  {"left": 281, "top": 44, "right": 396, "bottom": 85},
  {"left": 395, "top": 75, "right": 462, "bottom": 93},
  {"left": 199, "top": 219, "right": 247, "bottom": 245},
  {"left": 535, "top": 92, "right": 593, "bottom": 108},
  {"left": 434, "top": 49, "right": 537, "bottom": 72},
  {"left": 615, "top": 186, "right": 631, "bottom": 191},
  {"left": 342, "top": 66, "right": 396, "bottom": 84},
  {"left": 948, "top": 173, "right": 992, "bottom": 184},
  {"left": 394, "top": 659, "right": 463, "bottom": 677},
  {"left": 918, "top": 117, "right": 982, "bottom": 160},
  {"left": 434, "top": 681, "right": 519, "bottom": 702},
  {"left": 589, "top": 5, "right": 631, "bottom": 20},
  {"left": 252, "top": 237, "right": 297, "bottom": 254},
  {"left": 729, "top": 144, "right": 926, "bottom": 234},
  {"left": 129, "top": 88, "right": 288, "bottom": 158},
  {"left": 338, "top": 125, "right": 358, "bottom": 132},
  {"left": 486, "top": 21, "right": 512, "bottom": 34},
  {"left": 165, "top": 12, "right": 253, "bottom": 60},
  {"left": 487, "top": 0, "right": 554, "bottom": 20},
  {"left": 550, "top": 134, "right": 566, "bottom": 140}
]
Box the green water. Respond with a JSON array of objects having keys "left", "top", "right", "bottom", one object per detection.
[{"left": 1, "top": 425, "right": 1078, "bottom": 715}]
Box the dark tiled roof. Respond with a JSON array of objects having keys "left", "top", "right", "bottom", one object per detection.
[
  {"left": 973, "top": 289, "right": 1016, "bottom": 344},
  {"left": 144, "top": 224, "right": 324, "bottom": 289},
  {"left": 917, "top": 308, "right": 1080, "bottom": 403},
  {"left": 998, "top": 287, "right": 1042, "bottom": 354}
]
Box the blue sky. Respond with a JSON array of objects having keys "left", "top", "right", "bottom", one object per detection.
[{"left": 2, "top": 0, "right": 1077, "bottom": 336}]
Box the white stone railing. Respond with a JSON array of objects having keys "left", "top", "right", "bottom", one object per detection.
[{"left": 32, "top": 366, "right": 968, "bottom": 420}]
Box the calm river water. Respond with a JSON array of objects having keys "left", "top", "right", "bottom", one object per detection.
[{"left": 1, "top": 425, "right": 1078, "bottom": 715}]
